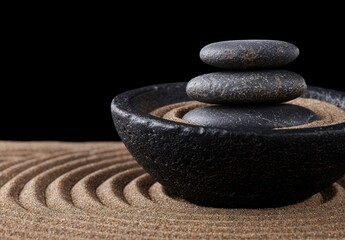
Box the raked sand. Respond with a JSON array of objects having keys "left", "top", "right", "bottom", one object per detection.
[{"left": 0, "top": 141, "right": 344, "bottom": 239}]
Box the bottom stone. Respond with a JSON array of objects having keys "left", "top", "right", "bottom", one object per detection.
[{"left": 182, "top": 104, "right": 319, "bottom": 129}]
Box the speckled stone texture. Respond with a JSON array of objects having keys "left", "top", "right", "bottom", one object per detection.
[
  {"left": 200, "top": 39, "right": 299, "bottom": 69},
  {"left": 182, "top": 104, "right": 318, "bottom": 129},
  {"left": 186, "top": 70, "right": 306, "bottom": 104},
  {"left": 111, "top": 82, "right": 345, "bottom": 208}
]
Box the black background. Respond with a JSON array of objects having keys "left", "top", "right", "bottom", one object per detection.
[{"left": 2, "top": 7, "right": 344, "bottom": 141}]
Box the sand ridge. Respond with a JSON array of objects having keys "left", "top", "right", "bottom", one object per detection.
[{"left": 0, "top": 141, "right": 344, "bottom": 239}]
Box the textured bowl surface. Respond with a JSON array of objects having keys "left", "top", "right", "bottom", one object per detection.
[{"left": 111, "top": 82, "right": 345, "bottom": 208}]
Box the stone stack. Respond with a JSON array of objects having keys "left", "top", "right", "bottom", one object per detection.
[{"left": 183, "top": 40, "right": 317, "bottom": 129}]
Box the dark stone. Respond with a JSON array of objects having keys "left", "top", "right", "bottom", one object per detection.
[
  {"left": 200, "top": 40, "right": 299, "bottom": 69},
  {"left": 186, "top": 70, "right": 306, "bottom": 104},
  {"left": 111, "top": 82, "right": 345, "bottom": 208},
  {"left": 182, "top": 104, "right": 318, "bottom": 129}
]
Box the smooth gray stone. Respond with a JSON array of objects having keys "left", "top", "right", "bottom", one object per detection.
[
  {"left": 186, "top": 70, "right": 306, "bottom": 104},
  {"left": 200, "top": 40, "right": 299, "bottom": 69},
  {"left": 182, "top": 104, "right": 319, "bottom": 129}
]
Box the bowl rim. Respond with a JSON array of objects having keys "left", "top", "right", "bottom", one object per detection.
[{"left": 111, "top": 82, "right": 345, "bottom": 137}]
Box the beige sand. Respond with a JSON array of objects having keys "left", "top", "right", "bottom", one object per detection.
[
  {"left": 151, "top": 98, "right": 345, "bottom": 129},
  {"left": 0, "top": 141, "right": 344, "bottom": 239}
]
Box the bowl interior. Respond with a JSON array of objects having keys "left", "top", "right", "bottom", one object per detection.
[{"left": 113, "top": 82, "right": 345, "bottom": 134}]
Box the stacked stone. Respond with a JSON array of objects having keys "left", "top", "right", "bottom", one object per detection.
[{"left": 183, "top": 40, "right": 316, "bottom": 129}]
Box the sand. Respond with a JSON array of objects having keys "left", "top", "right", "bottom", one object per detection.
[
  {"left": 0, "top": 141, "right": 344, "bottom": 239},
  {"left": 151, "top": 98, "right": 345, "bottom": 129}
]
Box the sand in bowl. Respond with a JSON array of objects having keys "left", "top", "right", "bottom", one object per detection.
[{"left": 150, "top": 98, "right": 345, "bottom": 129}]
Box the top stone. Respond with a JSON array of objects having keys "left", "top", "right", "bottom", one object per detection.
[{"left": 200, "top": 40, "right": 299, "bottom": 69}]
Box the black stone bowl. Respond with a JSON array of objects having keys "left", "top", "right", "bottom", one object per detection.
[{"left": 111, "top": 82, "right": 345, "bottom": 208}]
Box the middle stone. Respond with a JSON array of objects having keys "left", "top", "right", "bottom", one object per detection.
[{"left": 186, "top": 70, "right": 306, "bottom": 104}]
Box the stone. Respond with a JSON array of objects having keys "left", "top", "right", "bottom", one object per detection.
[
  {"left": 186, "top": 70, "right": 306, "bottom": 104},
  {"left": 111, "top": 82, "right": 345, "bottom": 208},
  {"left": 182, "top": 104, "right": 319, "bottom": 129},
  {"left": 200, "top": 40, "right": 299, "bottom": 69}
]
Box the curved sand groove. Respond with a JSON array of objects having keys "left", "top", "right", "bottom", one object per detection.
[
  {"left": 97, "top": 168, "right": 146, "bottom": 209},
  {"left": 0, "top": 155, "right": 40, "bottom": 172},
  {"left": 0, "top": 151, "right": 90, "bottom": 207},
  {"left": 71, "top": 161, "right": 140, "bottom": 213},
  {"left": 20, "top": 152, "right": 128, "bottom": 212},
  {"left": 0, "top": 151, "right": 80, "bottom": 185},
  {"left": 0, "top": 141, "right": 344, "bottom": 239},
  {"left": 123, "top": 173, "right": 156, "bottom": 208},
  {"left": 0, "top": 157, "right": 45, "bottom": 186},
  {"left": 46, "top": 157, "right": 131, "bottom": 213}
]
